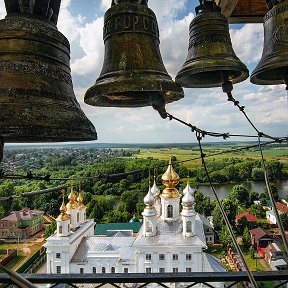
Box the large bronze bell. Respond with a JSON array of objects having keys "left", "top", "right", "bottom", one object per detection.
[
  {"left": 175, "top": 0, "right": 249, "bottom": 88},
  {"left": 251, "top": 0, "right": 288, "bottom": 86},
  {"left": 84, "top": 0, "right": 184, "bottom": 109},
  {"left": 0, "top": 0, "right": 97, "bottom": 142}
]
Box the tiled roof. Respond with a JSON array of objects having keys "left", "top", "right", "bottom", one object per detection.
[
  {"left": 0, "top": 209, "right": 43, "bottom": 222},
  {"left": 249, "top": 227, "right": 273, "bottom": 242},
  {"left": 95, "top": 222, "right": 142, "bottom": 235},
  {"left": 276, "top": 202, "right": 288, "bottom": 214},
  {"left": 236, "top": 211, "right": 259, "bottom": 222},
  {"left": 71, "top": 236, "right": 135, "bottom": 263}
]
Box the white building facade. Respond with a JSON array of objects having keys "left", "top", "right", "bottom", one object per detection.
[{"left": 45, "top": 160, "right": 225, "bottom": 286}]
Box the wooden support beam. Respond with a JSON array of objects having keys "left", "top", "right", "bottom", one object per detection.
[
  {"left": 216, "top": 0, "right": 268, "bottom": 23},
  {"left": 216, "top": 0, "right": 239, "bottom": 19}
]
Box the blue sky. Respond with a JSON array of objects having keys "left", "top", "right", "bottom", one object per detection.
[{"left": 0, "top": 0, "right": 287, "bottom": 144}]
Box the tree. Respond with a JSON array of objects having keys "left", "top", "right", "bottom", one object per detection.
[
  {"left": 280, "top": 213, "right": 288, "bottom": 230},
  {"left": 229, "top": 185, "right": 250, "bottom": 207},
  {"left": 213, "top": 198, "right": 238, "bottom": 230},
  {"left": 45, "top": 221, "right": 56, "bottom": 238},
  {"left": 87, "top": 196, "right": 115, "bottom": 222},
  {"left": 248, "top": 204, "right": 266, "bottom": 218},
  {"left": 102, "top": 210, "right": 131, "bottom": 223},
  {"left": 219, "top": 226, "right": 233, "bottom": 247},
  {"left": 251, "top": 167, "right": 265, "bottom": 181},
  {"left": 263, "top": 184, "right": 280, "bottom": 202},
  {"left": 120, "top": 190, "right": 139, "bottom": 214},
  {"left": 242, "top": 227, "right": 251, "bottom": 249},
  {"left": 194, "top": 191, "right": 215, "bottom": 216}
]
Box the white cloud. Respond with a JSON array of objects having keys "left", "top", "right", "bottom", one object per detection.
[
  {"left": 0, "top": 0, "right": 287, "bottom": 143},
  {"left": 101, "top": 0, "right": 111, "bottom": 12},
  {"left": 71, "top": 17, "right": 104, "bottom": 76},
  {"left": 230, "top": 24, "right": 264, "bottom": 65},
  {"left": 58, "top": 0, "right": 82, "bottom": 43},
  {"left": 0, "top": 0, "right": 5, "bottom": 19}
]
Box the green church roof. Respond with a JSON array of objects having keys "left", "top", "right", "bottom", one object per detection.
[{"left": 95, "top": 222, "right": 142, "bottom": 235}]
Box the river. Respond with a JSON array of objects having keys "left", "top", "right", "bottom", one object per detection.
[{"left": 196, "top": 180, "right": 288, "bottom": 200}]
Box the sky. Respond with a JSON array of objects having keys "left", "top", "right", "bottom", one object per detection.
[{"left": 0, "top": 0, "right": 287, "bottom": 144}]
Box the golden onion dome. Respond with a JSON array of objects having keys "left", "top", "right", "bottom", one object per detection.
[
  {"left": 66, "top": 187, "right": 79, "bottom": 211},
  {"left": 161, "top": 158, "right": 180, "bottom": 183},
  {"left": 77, "top": 191, "right": 85, "bottom": 210},
  {"left": 161, "top": 158, "right": 180, "bottom": 198},
  {"left": 57, "top": 190, "right": 70, "bottom": 221}
]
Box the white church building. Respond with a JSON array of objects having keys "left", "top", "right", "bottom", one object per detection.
[{"left": 44, "top": 159, "right": 225, "bottom": 286}]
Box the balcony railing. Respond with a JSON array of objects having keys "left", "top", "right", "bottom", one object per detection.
[{"left": 1, "top": 271, "right": 288, "bottom": 288}]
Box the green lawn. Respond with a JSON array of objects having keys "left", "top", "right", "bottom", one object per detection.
[{"left": 0, "top": 241, "right": 44, "bottom": 271}]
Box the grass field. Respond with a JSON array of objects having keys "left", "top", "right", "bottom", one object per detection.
[
  {"left": 0, "top": 241, "right": 44, "bottom": 271},
  {"left": 132, "top": 145, "right": 288, "bottom": 170}
]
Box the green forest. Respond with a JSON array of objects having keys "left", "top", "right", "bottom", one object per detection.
[{"left": 0, "top": 147, "right": 287, "bottom": 228}]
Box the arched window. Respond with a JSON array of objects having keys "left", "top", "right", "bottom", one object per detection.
[
  {"left": 167, "top": 205, "right": 173, "bottom": 218},
  {"left": 102, "top": 267, "right": 106, "bottom": 273},
  {"left": 58, "top": 225, "right": 62, "bottom": 234},
  {"left": 111, "top": 267, "right": 115, "bottom": 273},
  {"left": 186, "top": 221, "right": 192, "bottom": 233},
  {"left": 146, "top": 220, "right": 153, "bottom": 232},
  {"left": 93, "top": 267, "right": 96, "bottom": 273}
]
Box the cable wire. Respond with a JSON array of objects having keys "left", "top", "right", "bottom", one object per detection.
[
  {"left": 0, "top": 185, "right": 67, "bottom": 201},
  {"left": 196, "top": 133, "right": 259, "bottom": 288},
  {"left": 221, "top": 80, "right": 288, "bottom": 257},
  {"left": 257, "top": 136, "right": 288, "bottom": 256}
]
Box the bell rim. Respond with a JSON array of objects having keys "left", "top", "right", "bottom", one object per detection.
[
  {"left": 250, "top": 54, "right": 288, "bottom": 85},
  {"left": 84, "top": 75, "right": 184, "bottom": 107},
  {"left": 176, "top": 58, "right": 249, "bottom": 88}
]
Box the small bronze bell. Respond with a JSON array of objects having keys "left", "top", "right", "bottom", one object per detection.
[
  {"left": 0, "top": 0, "right": 97, "bottom": 142},
  {"left": 84, "top": 0, "right": 184, "bottom": 110},
  {"left": 251, "top": 0, "right": 288, "bottom": 86},
  {"left": 175, "top": 0, "right": 249, "bottom": 88}
]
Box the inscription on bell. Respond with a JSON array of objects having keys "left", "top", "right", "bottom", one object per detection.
[
  {"left": 272, "top": 21, "right": 288, "bottom": 45},
  {"left": 104, "top": 14, "right": 159, "bottom": 39},
  {"left": 265, "top": 3, "right": 288, "bottom": 21}
]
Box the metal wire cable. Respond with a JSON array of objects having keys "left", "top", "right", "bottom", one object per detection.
[
  {"left": 257, "top": 135, "right": 288, "bottom": 256},
  {"left": 0, "top": 185, "right": 67, "bottom": 201},
  {"left": 222, "top": 81, "right": 282, "bottom": 142},
  {"left": 221, "top": 80, "right": 288, "bottom": 257},
  {"left": 196, "top": 133, "right": 259, "bottom": 288}
]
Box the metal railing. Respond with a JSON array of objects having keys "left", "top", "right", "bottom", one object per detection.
[{"left": 1, "top": 271, "right": 288, "bottom": 288}]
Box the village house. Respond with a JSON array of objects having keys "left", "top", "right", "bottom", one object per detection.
[
  {"left": 236, "top": 211, "right": 259, "bottom": 228},
  {"left": 266, "top": 202, "right": 288, "bottom": 225},
  {"left": 0, "top": 209, "right": 44, "bottom": 239},
  {"left": 249, "top": 227, "right": 282, "bottom": 257}
]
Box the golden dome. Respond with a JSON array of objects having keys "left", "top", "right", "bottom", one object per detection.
[
  {"left": 57, "top": 190, "right": 70, "bottom": 221},
  {"left": 77, "top": 191, "right": 85, "bottom": 210},
  {"left": 161, "top": 158, "right": 180, "bottom": 198},
  {"left": 66, "top": 185, "right": 79, "bottom": 211}
]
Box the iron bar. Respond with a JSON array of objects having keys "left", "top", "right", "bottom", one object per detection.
[{"left": 0, "top": 272, "right": 288, "bottom": 285}]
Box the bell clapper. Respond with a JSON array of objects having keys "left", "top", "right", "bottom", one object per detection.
[
  {"left": 222, "top": 80, "right": 234, "bottom": 101},
  {"left": 149, "top": 92, "right": 168, "bottom": 119}
]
